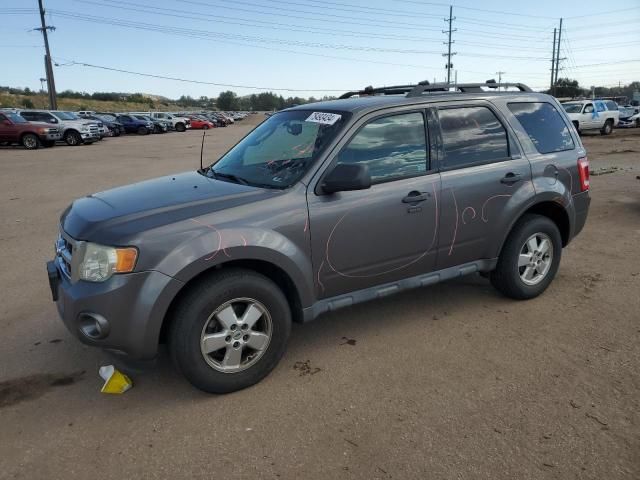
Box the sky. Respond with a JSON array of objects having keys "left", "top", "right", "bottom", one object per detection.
[{"left": 1, "top": 0, "right": 639, "bottom": 99}]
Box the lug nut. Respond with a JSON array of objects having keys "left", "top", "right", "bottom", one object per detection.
[
  {"left": 241, "top": 324, "right": 248, "bottom": 330},
  {"left": 230, "top": 324, "right": 237, "bottom": 331},
  {"left": 233, "top": 341, "right": 240, "bottom": 348},
  {"left": 243, "top": 335, "right": 249, "bottom": 341},
  {"left": 225, "top": 336, "right": 231, "bottom": 342}
]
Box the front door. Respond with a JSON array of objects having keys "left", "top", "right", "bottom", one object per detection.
[
  {"left": 308, "top": 110, "right": 441, "bottom": 299},
  {"left": 433, "top": 103, "right": 533, "bottom": 269}
]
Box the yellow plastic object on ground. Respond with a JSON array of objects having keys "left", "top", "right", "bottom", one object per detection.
[{"left": 99, "top": 365, "right": 133, "bottom": 394}]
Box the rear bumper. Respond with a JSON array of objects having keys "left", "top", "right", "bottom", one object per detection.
[
  {"left": 48, "top": 261, "right": 184, "bottom": 359},
  {"left": 571, "top": 190, "right": 591, "bottom": 240}
]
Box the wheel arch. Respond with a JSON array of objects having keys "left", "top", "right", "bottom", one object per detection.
[
  {"left": 159, "top": 258, "right": 304, "bottom": 345},
  {"left": 496, "top": 200, "right": 571, "bottom": 259}
]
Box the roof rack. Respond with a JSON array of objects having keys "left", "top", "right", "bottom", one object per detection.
[{"left": 339, "top": 79, "right": 532, "bottom": 99}]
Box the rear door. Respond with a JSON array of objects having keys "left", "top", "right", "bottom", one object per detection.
[
  {"left": 308, "top": 109, "right": 441, "bottom": 299},
  {"left": 0, "top": 113, "right": 14, "bottom": 141},
  {"left": 433, "top": 102, "right": 533, "bottom": 269}
]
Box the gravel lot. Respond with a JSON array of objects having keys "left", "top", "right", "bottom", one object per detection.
[{"left": 1, "top": 117, "right": 638, "bottom": 479}]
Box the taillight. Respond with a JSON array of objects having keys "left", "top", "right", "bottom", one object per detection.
[{"left": 578, "top": 156, "right": 590, "bottom": 191}]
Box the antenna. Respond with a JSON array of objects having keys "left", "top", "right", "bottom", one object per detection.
[{"left": 200, "top": 130, "right": 206, "bottom": 171}]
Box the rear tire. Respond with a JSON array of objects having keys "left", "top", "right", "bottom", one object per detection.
[
  {"left": 490, "top": 214, "right": 562, "bottom": 300},
  {"left": 600, "top": 119, "right": 613, "bottom": 135},
  {"left": 169, "top": 269, "right": 291, "bottom": 393},
  {"left": 22, "top": 133, "right": 40, "bottom": 150}
]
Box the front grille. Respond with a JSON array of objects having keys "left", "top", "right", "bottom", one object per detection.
[
  {"left": 47, "top": 128, "right": 59, "bottom": 134},
  {"left": 88, "top": 124, "right": 99, "bottom": 134},
  {"left": 56, "top": 232, "right": 74, "bottom": 279}
]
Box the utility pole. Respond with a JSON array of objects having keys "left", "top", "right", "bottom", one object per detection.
[
  {"left": 554, "top": 18, "right": 563, "bottom": 86},
  {"left": 36, "top": 0, "right": 57, "bottom": 109},
  {"left": 442, "top": 5, "right": 456, "bottom": 85},
  {"left": 495, "top": 71, "right": 506, "bottom": 91},
  {"left": 550, "top": 28, "right": 557, "bottom": 93}
]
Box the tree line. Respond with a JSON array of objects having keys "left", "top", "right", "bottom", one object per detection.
[{"left": 545, "top": 79, "right": 639, "bottom": 102}]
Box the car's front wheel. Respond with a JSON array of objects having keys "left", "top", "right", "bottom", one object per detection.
[
  {"left": 490, "top": 214, "right": 562, "bottom": 300},
  {"left": 169, "top": 269, "right": 291, "bottom": 393},
  {"left": 600, "top": 119, "right": 613, "bottom": 135},
  {"left": 64, "top": 130, "right": 82, "bottom": 146}
]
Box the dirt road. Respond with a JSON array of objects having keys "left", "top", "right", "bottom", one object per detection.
[{"left": 1, "top": 117, "right": 638, "bottom": 479}]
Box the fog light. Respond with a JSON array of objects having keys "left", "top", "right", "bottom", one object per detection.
[{"left": 78, "top": 312, "right": 110, "bottom": 340}]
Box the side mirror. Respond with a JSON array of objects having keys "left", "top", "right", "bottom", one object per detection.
[
  {"left": 49, "top": 118, "right": 58, "bottom": 124},
  {"left": 322, "top": 163, "right": 371, "bottom": 194}
]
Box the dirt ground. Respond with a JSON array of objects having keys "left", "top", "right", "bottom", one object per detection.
[{"left": 0, "top": 116, "right": 638, "bottom": 479}]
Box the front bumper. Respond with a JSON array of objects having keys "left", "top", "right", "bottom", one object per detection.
[
  {"left": 47, "top": 260, "right": 184, "bottom": 359},
  {"left": 80, "top": 132, "right": 99, "bottom": 142}
]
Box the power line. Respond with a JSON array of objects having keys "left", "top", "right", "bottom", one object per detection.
[
  {"left": 393, "top": 0, "right": 557, "bottom": 19},
  {"left": 565, "top": 7, "right": 640, "bottom": 19},
  {"left": 57, "top": 60, "right": 351, "bottom": 92}
]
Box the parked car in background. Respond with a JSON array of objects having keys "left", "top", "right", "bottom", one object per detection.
[
  {"left": 0, "top": 111, "right": 62, "bottom": 149},
  {"left": 131, "top": 114, "right": 169, "bottom": 133},
  {"left": 618, "top": 106, "right": 640, "bottom": 128},
  {"left": 562, "top": 100, "right": 619, "bottom": 135},
  {"left": 85, "top": 113, "right": 122, "bottom": 137},
  {"left": 206, "top": 113, "right": 228, "bottom": 127},
  {"left": 148, "top": 112, "right": 191, "bottom": 132},
  {"left": 116, "top": 114, "right": 154, "bottom": 135},
  {"left": 187, "top": 115, "right": 215, "bottom": 129},
  {"left": 18, "top": 110, "right": 99, "bottom": 145}
]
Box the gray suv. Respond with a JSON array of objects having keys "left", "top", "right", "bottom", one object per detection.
[{"left": 46, "top": 81, "right": 591, "bottom": 393}]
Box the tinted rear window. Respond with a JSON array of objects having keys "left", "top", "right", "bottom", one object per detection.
[{"left": 508, "top": 102, "right": 574, "bottom": 154}]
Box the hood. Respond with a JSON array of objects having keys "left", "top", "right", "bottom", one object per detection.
[{"left": 61, "top": 171, "right": 277, "bottom": 243}]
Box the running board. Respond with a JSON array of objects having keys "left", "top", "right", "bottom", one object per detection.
[{"left": 302, "top": 259, "right": 497, "bottom": 322}]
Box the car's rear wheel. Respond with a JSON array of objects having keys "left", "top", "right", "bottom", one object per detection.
[
  {"left": 137, "top": 126, "right": 149, "bottom": 135},
  {"left": 600, "top": 119, "right": 613, "bottom": 135},
  {"left": 175, "top": 122, "right": 186, "bottom": 132},
  {"left": 22, "top": 133, "right": 40, "bottom": 150},
  {"left": 490, "top": 214, "right": 562, "bottom": 300},
  {"left": 169, "top": 269, "right": 291, "bottom": 393},
  {"left": 64, "top": 130, "right": 82, "bottom": 146}
]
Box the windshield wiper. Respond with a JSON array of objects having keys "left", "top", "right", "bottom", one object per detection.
[{"left": 210, "top": 170, "right": 250, "bottom": 186}]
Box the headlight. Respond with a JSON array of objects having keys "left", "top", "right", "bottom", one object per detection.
[{"left": 78, "top": 243, "right": 138, "bottom": 282}]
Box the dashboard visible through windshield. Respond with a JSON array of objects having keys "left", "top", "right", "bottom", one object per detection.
[{"left": 203, "top": 110, "right": 350, "bottom": 189}]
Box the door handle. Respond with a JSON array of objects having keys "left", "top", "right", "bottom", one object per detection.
[
  {"left": 500, "top": 172, "right": 522, "bottom": 184},
  {"left": 402, "top": 191, "right": 429, "bottom": 203}
]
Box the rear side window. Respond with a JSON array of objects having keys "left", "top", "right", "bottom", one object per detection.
[
  {"left": 508, "top": 102, "right": 574, "bottom": 154},
  {"left": 438, "top": 106, "right": 509, "bottom": 169},
  {"left": 336, "top": 112, "right": 428, "bottom": 183}
]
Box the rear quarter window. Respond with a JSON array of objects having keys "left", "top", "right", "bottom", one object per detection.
[{"left": 508, "top": 102, "right": 574, "bottom": 154}]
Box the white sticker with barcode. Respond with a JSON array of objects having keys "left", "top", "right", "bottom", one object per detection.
[{"left": 305, "top": 112, "right": 342, "bottom": 125}]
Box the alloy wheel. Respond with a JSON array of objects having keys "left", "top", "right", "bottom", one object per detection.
[{"left": 518, "top": 233, "right": 554, "bottom": 286}]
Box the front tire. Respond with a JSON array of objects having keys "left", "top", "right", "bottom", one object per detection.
[
  {"left": 64, "top": 130, "right": 82, "bottom": 146},
  {"left": 169, "top": 269, "right": 291, "bottom": 393},
  {"left": 175, "top": 122, "right": 186, "bottom": 132},
  {"left": 137, "top": 126, "right": 149, "bottom": 135},
  {"left": 22, "top": 133, "right": 40, "bottom": 150},
  {"left": 490, "top": 214, "right": 562, "bottom": 300}
]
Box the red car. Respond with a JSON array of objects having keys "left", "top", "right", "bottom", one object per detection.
[{"left": 188, "top": 116, "right": 216, "bottom": 130}]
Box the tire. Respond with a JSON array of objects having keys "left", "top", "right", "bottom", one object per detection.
[
  {"left": 22, "top": 133, "right": 40, "bottom": 150},
  {"left": 635, "top": 118, "right": 640, "bottom": 128},
  {"left": 169, "top": 268, "right": 291, "bottom": 393},
  {"left": 600, "top": 119, "right": 613, "bottom": 135},
  {"left": 113, "top": 129, "right": 121, "bottom": 137},
  {"left": 137, "top": 126, "right": 149, "bottom": 135},
  {"left": 175, "top": 122, "right": 186, "bottom": 132},
  {"left": 490, "top": 214, "right": 562, "bottom": 300},
  {"left": 64, "top": 130, "right": 82, "bottom": 146}
]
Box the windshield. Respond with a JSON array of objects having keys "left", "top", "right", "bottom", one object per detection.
[
  {"left": 562, "top": 103, "right": 583, "bottom": 113},
  {"left": 98, "top": 114, "right": 116, "bottom": 121},
  {"left": 51, "top": 111, "right": 78, "bottom": 120},
  {"left": 5, "top": 113, "right": 27, "bottom": 124},
  {"left": 204, "top": 110, "right": 349, "bottom": 189}
]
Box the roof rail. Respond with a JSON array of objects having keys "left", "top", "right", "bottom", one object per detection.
[{"left": 339, "top": 80, "right": 532, "bottom": 99}]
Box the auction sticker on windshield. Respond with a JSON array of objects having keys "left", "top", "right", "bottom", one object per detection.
[{"left": 305, "top": 112, "right": 342, "bottom": 125}]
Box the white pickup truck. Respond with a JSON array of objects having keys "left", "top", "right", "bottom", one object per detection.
[{"left": 562, "top": 100, "right": 619, "bottom": 135}]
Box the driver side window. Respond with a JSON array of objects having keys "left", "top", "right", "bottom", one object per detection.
[
  {"left": 584, "top": 104, "right": 594, "bottom": 113},
  {"left": 336, "top": 112, "right": 428, "bottom": 184}
]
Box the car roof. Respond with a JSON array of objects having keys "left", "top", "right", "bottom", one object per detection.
[{"left": 285, "top": 91, "right": 552, "bottom": 116}]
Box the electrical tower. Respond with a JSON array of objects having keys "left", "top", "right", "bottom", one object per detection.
[
  {"left": 36, "top": 0, "right": 57, "bottom": 109},
  {"left": 442, "top": 6, "right": 457, "bottom": 85}
]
